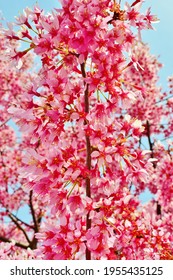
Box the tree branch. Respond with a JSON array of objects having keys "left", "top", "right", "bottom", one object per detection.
[
  {"left": 29, "top": 190, "right": 42, "bottom": 249},
  {"left": 8, "top": 211, "right": 34, "bottom": 229},
  {"left": 155, "top": 95, "right": 173, "bottom": 104},
  {"left": 146, "top": 121, "right": 153, "bottom": 153},
  {"left": 0, "top": 235, "right": 28, "bottom": 250},
  {"left": 80, "top": 62, "right": 91, "bottom": 260},
  {"left": 7, "top": 211, "right": 31, "bottom": 245},
  {"left": 146, "top": 121, "right": 161, "bottom": 215},
  {"left": 29, "top": 190, "right": 39, "bottom": 232},
  {"left": 0, "top": 118, "right": 11, "bottom": 127},
  {"left": 146, "top": 120, "right": 156, "bottom": 168}
]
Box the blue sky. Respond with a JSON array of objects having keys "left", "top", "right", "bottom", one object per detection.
[{"left": 142, "top": 0, "right": 173, "bottom": 87}]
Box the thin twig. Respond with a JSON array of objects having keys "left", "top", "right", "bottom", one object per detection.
[
  {"left": 7, "top": 211, "right": 31, "bottom": 244},
  {"left": 155, "top": 95, "right": 173, "bottom": 104},
  {"left": 8, "top": 211, "right": 34, "bottom": 229},
  {"left": 0, "top": 118, "right": 11, "bottom": 127}
]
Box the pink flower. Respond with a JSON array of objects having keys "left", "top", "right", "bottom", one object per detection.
[{"left": 15, "top": 13, "right": 32, "bottom": 29}]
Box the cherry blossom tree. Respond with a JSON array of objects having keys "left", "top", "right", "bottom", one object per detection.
[
  {"left": 0, "top": 0, "right": 173, "bottom": 259},
  {"left": 0, "top": 27, "right": 51, "bottom": 259}
]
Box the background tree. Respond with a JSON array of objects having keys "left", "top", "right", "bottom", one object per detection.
[{"left": 0, "top": 27, "right": 52, "bottom": 259}]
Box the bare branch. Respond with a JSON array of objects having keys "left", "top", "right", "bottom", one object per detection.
[
  {"left": 0, "top": 118, "right": 11, "bottom": 127},
  {"left": 0, "top": 235, "right": 28, "bottom": 249},
  {"left": 8, "top": 211, "right": 34, "bottom": 229},
  {"left": 146, "top": 120, "right": 156, "bottom": 168},
  {"left": 155, "top": 95, "right": 173, "bottom": 104},
  {"left": 80, "top": 62, "right": 91, "bottom": 260},
  {"left": 29, "top": 190, "right": 39, "bottom": 233},
  {"left": 7, "top": 211, "right": 31, "bottom": 244}
]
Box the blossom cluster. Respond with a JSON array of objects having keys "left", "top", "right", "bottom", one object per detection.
[{"left": 0, "top": 0, "right": 172, "bottom": 259}]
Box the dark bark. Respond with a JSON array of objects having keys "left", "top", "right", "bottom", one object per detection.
[{"left": 80, "top": 62, "right": 91, "bottom": 260}]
